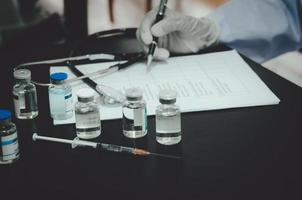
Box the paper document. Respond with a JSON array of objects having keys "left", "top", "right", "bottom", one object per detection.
[{"left": 50, "top": 50, "right": 280, "bottom": 125}]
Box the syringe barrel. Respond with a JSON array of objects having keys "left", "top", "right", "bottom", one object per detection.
[
  {"left": 100, "top": 144, "right": 134, "bottom": 154},
  {"left": 74, "top": 139, "right": 98, "bottom": 148}
]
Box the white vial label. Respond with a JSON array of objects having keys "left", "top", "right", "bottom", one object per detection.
[
  {"left": 13, "top": 99, "right": 19, "bottom": 115},
  {"left": 122, "top": 105, "right": 147, "bottom": 139},
  {"left": 65, "top": 93, "right": 73, "bottom": 112},
  {"left": 18, "top": 93, "right": 26, "bottom": 110},
  {"left": 14, "top": 93, "right": 26, "bottom": 111},
  {"left": 133, "top": 108, "right": 144, "bottom": 127},
  {"left": 1, "top": 132, "right": 19, "bottom": 161}
]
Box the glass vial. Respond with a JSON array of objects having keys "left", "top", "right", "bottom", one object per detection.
[
  {"left": 122, "top": 88, "right": 147, "bottom": 138},
  {"left": 156, "top": 90, "right": 181, "bottom": 145},
  {"left": 48, "top": 72, "right": 73, "bottom": 120},
  {"left": 0, "top": 109, "right": 20, "bottom": 164},
  {"left": 75, "top": 88, "right": 101, "bottom": 139},
  {"left": 13, "top": 69, "right": 38, "bottom": 119}
]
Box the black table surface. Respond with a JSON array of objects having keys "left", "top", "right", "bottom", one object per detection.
[{"left": 0, "top": 39, "right": 302, "bottom": 200}]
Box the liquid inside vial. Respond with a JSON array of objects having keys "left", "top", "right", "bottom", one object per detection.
[
  {"left": 75, "top": 106, "right": 101, "bottom": 139},
  {"left": 122, "top": 105, "right": 147, "bottom": 138},
  {"left": 49, "top": 86, "right": 73, "bottom": 120},
  {"left": 13, "top": 84, "right": 38, "bottom": 119},
  {"left": 156, "top": 111, "right": 181, "bottom": 145}
]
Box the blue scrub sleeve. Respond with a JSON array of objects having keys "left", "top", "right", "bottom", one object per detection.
[{"left": 209, "top": 0, "right": 302, "bottom": 63}]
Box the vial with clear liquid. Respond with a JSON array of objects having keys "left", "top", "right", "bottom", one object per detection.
[
  {"left": 0, "top": 109, "right": 20, "bottom": 164},
  {"left": 75, "top": 88, "right": 101, "bottom": 139},
  {"left": 48, "top": 72, "right": 73, "bottom": 120},
  {"left": 13, "top": 69, "right": 38, "bottom": 119},
  {"left": 122, "top": 88, "right": 147, "bottom": 138},
  {"left": 156, "top": 90, "right": 181, "bottom": 145}
]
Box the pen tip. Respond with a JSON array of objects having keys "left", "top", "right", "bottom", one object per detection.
[{"left": 147, "top": 55, "right": 153, "bottom": 68}]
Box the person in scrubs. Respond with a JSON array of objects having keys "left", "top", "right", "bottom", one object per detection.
[{"left": 136, "top": 0, "right": 302, "bottom": 63}]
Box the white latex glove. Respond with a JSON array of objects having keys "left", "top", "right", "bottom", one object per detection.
[{"left": 136, "top": 8, "right": 220, "bottom": 60}]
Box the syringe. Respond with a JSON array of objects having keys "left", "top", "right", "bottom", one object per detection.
[{"left": 32, "top": 133, "right": 181, "bottom": 159}]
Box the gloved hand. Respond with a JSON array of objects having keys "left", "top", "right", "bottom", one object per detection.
[{"left": 136, "top": 8, "right": 220, "bottom": 60}]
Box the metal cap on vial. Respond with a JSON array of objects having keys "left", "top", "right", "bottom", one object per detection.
[
  {"left": 125, "top": 88, "right": 143, "bottom": 101},
  {"left": 159, "top": 89, "right": 177, "bottom": 104},
  {"left": 14, "top": 69, "right": 31, "bottom": 80},
  {"left": 77, "top": 88, "right": 95, "bottom": 102}
]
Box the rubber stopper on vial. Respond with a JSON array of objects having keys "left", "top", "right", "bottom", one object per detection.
[
  {"left": 77, "top": 88, "right": 95, "bottom": 102},
  {"left": 159, "top": 89, "right": 177, "bottom": 104},
  {"left": 125, "top": 88, "right": 143, "bottom": 101}
]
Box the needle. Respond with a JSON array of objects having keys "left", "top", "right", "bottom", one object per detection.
[{"left": 149, "top": 152, "right": 182, "bottom": 159}]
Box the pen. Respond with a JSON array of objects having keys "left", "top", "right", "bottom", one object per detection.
[{"left": 147, "top": 0, "right": 168, "bottom": 68}]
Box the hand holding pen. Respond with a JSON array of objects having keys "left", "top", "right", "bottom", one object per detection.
[
  {"left": 136, "top": 0, "right": 220, "bottom": 66},
  {"left": 146, "top": 0, "right": 168, "bottom": 67},
  {"left": 136, "top": 1, "right": 170, "bottom": 67}
]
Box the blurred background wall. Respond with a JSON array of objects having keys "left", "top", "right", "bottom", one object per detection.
[
  {"left": 1, "top": 0, "right": 301, "bottom": 87},
  {"left": 37, "top": 0, "right": 227, "bottom": 34}
]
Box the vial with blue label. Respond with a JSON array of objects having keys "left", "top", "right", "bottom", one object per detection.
[
  {"left": 0, "top": 109, "right": 20, "bottom": 164},
  {"left": 156, "top": 90, "right": 181, "bottom": 145},
  {"left": 48, "top": 72, "right": 73, "bottom": 120},
  {"left": 75, "top": 88, "right": 101, "bottom": 139},
  {"left": 122, "top": 88, "right": 147, "bottom": 138},
  {"left": 13, "top": 69, "right": 38, "bottom": 119}
]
